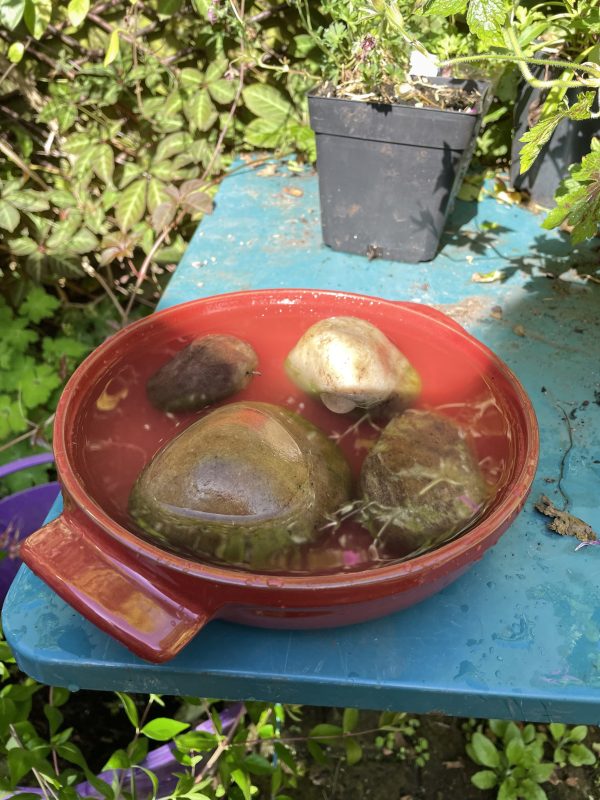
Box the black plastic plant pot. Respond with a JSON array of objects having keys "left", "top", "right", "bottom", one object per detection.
[
  {"left": 510, "top": 77, "right": 599, "bottom": 206},
  {"left": 308, "top": 77, "right": 491, "bottom": 263}
]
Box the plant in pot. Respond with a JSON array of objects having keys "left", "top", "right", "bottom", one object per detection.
[
  {"left": 504, "top": 2, "right": 600, "bottom": 207},
  {"left": 295, "top": 0, "right": 492, "bottom": 263},
  {"left": 419, "top": 0, "right": 600, "bottom": 243}
]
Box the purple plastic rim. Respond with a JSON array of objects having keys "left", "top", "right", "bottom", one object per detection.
[{"left": 0, "top": 453, "right": 55, "bottom": 481}]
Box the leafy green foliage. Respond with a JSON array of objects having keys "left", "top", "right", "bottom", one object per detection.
[
  {"left": 542, "top": 139, "right": 600, "bottom": 243},
  {"left": 466, "top": 720, "right": 554, "bottom": 800},
  {"left": 0, "top": 0, "right": 319, "bottom": 300},
  {"left": 549, "top": 722, "right": 597, "bottom": 768},
  {"left": 519, "top": 93, "right": 597, "bottom": 175}
]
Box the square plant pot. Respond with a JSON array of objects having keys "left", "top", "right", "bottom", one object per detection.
[{"left": 308, "top": 77, "right": 491, "bottom": 263}]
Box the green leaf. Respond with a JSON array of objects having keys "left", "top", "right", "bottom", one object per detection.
[
  {"left": 67, "top": 227, "right": 98, "bottom": 254},
  {"left": 206, "top": 56, "right": 228, "bottom": 83},
  {"left": 104, "top": 28, "right": 120, "bottom": 67},
  {"left": 181, "top": 68, "right": 205, "bottom": 90},
  {"left": 309, "top": 723, "right": 343, "bottom": 744},
  {"left": 548, "top": 722, "right": 565, "bottom": 741},
  {"left": 157, "top": 0, "right": 181, "bottom": 17},
  {"left": 506, "top": 736, "right": 525, "bottom": 765},
  {"left": 11, "top": 192, "right": 49, "bottom": 213},
  {"left": 568, "top": 743, "right": 596, "bottom": 767},
  {"left": 498, "top": 779, "right": 517, "bottom": 800},
  {"left": 102, "top": 748, "right": 129, "bottom": 770},
  {"left": 23, "top": 0, "right": 51, "bottom": 38},
  {"left": 502, "top": 722, "right": 521, "bottom": 744},
  {"left": 243, "top": 753, "right": 273, "bottom": 776},
  {"left": 342, "top": 708, "right": 359, "bottom": 733},
  {"left": 186, "top": 89, "right": 217, "bottom": 132},
  {"left": 43, "top": 704, "right": 63, "bottom": 736},
  {"left": 519, "top": 779, "right": 548, "bottom": 800},
  {"left": 0, "top": 0, "right": 25, "bottom": 30},
  {"left": 422, "top": 0, "right": 467, "bottom": 14},
  {"left": 115, "top": 179, "right": 147, "bottom": 232},
  {"left": 67, "top": 0, "right": 88, "bottom": 26},
  {"left": 208, "top": 79, "right": 237, "bottom": 105},
  {"left": 7, "top": 748, "right": 44, "bottom": 784},
  {"left": 147, "top": 178, "right": 170, "bottom": 213},
  {"left": 141, "top": 718, "right": 190, "bottom": 741},
  {"left": 243, "top": 117, "right": 281, "bottom": 148},
  {"left": 20, "top": 363, "right": 61, "bottom": 408},
  {"left": 567, "top": 725, "right": 589, "bottom": 743},
  {"left": 19, "top": 287, "right": 59, "bottom": 322},
  {"left": 231, "top": 769, "right": 252, "bottom": 800},
  {"left": 154, "top": 132, "right": 193, "bottom": 163},
  {"left": 530, "top": 763, "right": 554, "bottom": 782},
  {"left": 344, "top": 737, "right": 362, "bottom": 765},
  {"left": 274, "top": 742, "right": 297, "bottom": 773},
  {"left": 56, "top": 742, "right": 89, "bottom": 770},
  {"left": 7, "top": 41, "right": 24, "bottom": 62},
  {"left": 466, "top": 0, "right": 508, "bottom": 41},
  {"left": 470, "top": 732, "right": 500, "bottom": 768},
  {"left": 0, "top": 395, "right": 27, "bottom": 439},
  {"left": 49, "top": 189, "right": 77, "bottom": 208},
  {"left": 307, "top": 740, "right": 328, "bottom": 764},
  {"left": 488, "top": 720, "right": 508, "bottom": 738},
  {"left": 243, "top": 84, "right": 294, "bottom": 124},
  {"left": 93, "top": 143, "right": 114, "bottom": 185},
  {"left": 520, "top": 93, "right": 595, "bottom": 174},
  {"left": 175, "top": 731, "right": 218, "bottom": 752},
  {"left": 0, "top": 200, "right": 19, "bottom": 232},
  {"left": 115, "top": 692, "right": 139, "bottom": 729},
  {"left": 519, "top": 115, "right": 563, "bottom": 174},
  {"left": 471, "top": 770, "right": 497, "bottom": 790}
]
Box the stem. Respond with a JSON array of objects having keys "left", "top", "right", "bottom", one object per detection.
[
  {"left": 194, "top": 704, "right": 246, "bottom": 784},
  {"left": 82, "top": 262, "right": 126, "bottom": 322},
  {"left": 122, "top": 219, "right": 177, "bottom": 321},
  {"left": 440, "top": 51, "right": 600, "bottom": 87},
  {"left": 9, "top": 725, "right": 60, "bottom": 800},
  {"left": 0, "top": 138, "right": 51, "bottom": 190},
  {"left": 200, "top": 62, "right": 246, "bottom": 183}
]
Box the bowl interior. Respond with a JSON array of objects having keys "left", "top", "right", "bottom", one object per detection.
[{"left": 63, "top": 291, "right": 534, "bottom": 575}]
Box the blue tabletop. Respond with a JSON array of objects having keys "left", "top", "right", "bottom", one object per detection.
[{"left": 4, "top": 160, "right": 600, "bottom": 722}]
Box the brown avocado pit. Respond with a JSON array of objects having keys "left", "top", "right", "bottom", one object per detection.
[
  {"left": 147, "top": 333, "right": 258, "bottom": 412},
  {"left": 359, "top": 410, "right": 489, "bottom": 557}
]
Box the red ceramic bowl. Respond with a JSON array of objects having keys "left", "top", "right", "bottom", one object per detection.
[{"left": 21, "top": 290, "right": 538, "bottom": 663}]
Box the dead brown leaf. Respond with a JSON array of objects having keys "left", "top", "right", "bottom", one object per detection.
[
  {"left": 257, "top": 163, "right": 278, "bottom": 177},
  {"left": 283, "top": 185, "right": 304, "bottom": 197},
  {"left": 566, "top": 776, "right": 580, "bottom": 787},
  {"left": 535, "top": 495, "right": 597, "bottom": 542},
  {"left": 443, "top": 760, "right": 464, "bottom": 769}
]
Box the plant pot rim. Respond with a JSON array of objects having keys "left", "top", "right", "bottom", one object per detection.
[{"left": 308, "top": 76, "right": 491, "bottom": 117}]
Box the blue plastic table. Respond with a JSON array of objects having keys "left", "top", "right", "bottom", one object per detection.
[{"left": 4, "top": 160, "right": 600, "bottom": 722}]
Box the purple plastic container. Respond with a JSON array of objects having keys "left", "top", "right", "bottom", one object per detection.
[{"left": 0, "top": 453, "right": 58, "bottom": 602}]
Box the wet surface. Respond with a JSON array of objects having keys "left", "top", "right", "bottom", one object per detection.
[{"left": 4, "top": 159, "right": 600, "bottom": 720}]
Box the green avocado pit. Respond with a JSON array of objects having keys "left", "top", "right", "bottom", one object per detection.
[
  {"left": 359, "top": 410, "right": 490, "bottom": 558},
  {"left": 129, "top": 401, "right": 352, "bottom": 570}
]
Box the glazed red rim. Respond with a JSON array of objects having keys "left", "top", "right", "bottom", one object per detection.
[{"left": 54, "top": 289, "right": 539, "bottom": 589}]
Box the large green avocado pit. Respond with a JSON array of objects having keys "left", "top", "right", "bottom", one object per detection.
[{"left": 129, "top": 402, "right": 352, "bottom": 570}]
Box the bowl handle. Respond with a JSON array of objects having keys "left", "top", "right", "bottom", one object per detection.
[{"left": 20, "top": 514, "right": 215, "bottom": 663}]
